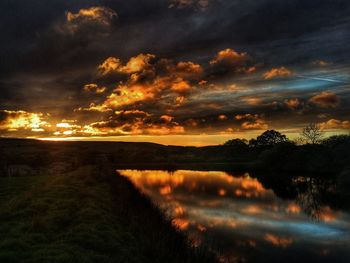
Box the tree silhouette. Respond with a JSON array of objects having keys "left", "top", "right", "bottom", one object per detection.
[
  {"left": 224, "top": 138, "right": 248, "bottom": 146},
  {"left": 249, "top": 130, "right": 288, "bottom": 147},
  {"left": 301, "top": 123, "right": 324, "bottom": 144}
]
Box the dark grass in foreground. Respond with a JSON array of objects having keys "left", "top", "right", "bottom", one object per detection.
[{"left": 0, "top": 166, "right": 216, "bottom": 263}]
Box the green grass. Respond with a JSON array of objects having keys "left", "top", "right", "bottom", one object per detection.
[{"left": 0, "top": 166, "right": 215, "bottom": 263}]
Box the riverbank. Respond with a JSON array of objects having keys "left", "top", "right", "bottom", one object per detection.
[{"left": 0, "top": 166, "right": 215, "bottom": 263}]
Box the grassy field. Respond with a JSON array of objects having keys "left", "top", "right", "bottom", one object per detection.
[{"left": 0, "top": 166, "right": 215, "bottom": 263}]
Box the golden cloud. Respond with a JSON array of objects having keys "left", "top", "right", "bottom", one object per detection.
[
  {"left": 86, "top": 54, "right": 204, "bottom": 111},
  {"left": 121, "top": 54, "right": 156, "bottom": 74},
  {"left": 78, "top": 109, "right": 184, "bottom": 136},
  {"left": 98, "top": 57, "right": 122, "bottom": 75},
  {"left": 160, "top": 115, "right": 174, "bottom": 123},
  {"left": 218, "top": 114, "right": 228, "bottom": 121},
  {"left": 243, "top": 97, "right": 263, "bottom": 106},
  {"left": 103, "top": 84, "right": 156, "bottom": 108},
  {"left": 171, "top": 79, "right": 192, "bottom": 92},
  {"left": 309, "top": 91, "right": 339, "bottom": 108},
  {"left": 66, "top": 6, "right": 117, "bottom": 30},
  {"left": 263, "top": 66, "right": 293, "bottom": 79},
  {"left": 175, "top": 61, "right": 203, "bottom": 79},
  {"left": 319, "top": 119, "right": 350, "bottom": 130},
  {"left": 241, "top": 120, "right": 268, "bottom": 130},
  {"left": 83, "top": 83, "right": 106, "bottom": 94},
  {"left": 0, "top": 110, "right": 49, "bottom": 132},
  {"left": 235, "top": 114, "right": 268, "bottom": 130},
  {"left": 98, "top": 54, "right": 155, "bottom": 76},
  {"left": 210, "top": 48, "right": 249, "bottom": 67}
]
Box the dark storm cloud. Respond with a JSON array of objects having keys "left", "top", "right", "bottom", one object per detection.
[{"left": 0, "top": 0, "right": 350, "bottom": 137}]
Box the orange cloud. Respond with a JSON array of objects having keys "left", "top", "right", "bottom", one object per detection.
[
  {"left": 284, "top": 98, "right": 301, "bottom": 110},
  {"left": 309, "top": 91, "right": 339, "bottom": 108},
  {"left": 175, "top": 61, "right": 203, "bottom": 79},
  {"left": 210, "top": 49, "right": 248, "bottom": 66},
  {"left": 83, "top": 83, "right": 106, "bottom": 94},
  {"left": 263, "top": 66, "right": 292, "bottom": 79},
  {"left": 98, "top": 54, "right": 155, "bottom": 76},
  {"left": 160, "top": 115, "right": 174, "bottom": 123},
  {"left": 218, "top": 114, "right": 228, "bottom": 121},
  {"left": 235, "top": 114, "right": 268, "bottom": 130},
  {"left": 103, "top": 84, "right": 156, "bottom": 108},
  {"left": 86, "top": 54, "right": 205, "bottom": 112},
  {"left": 319, "top": 119, "right": 350, "bottom": 130},
  {"left": 171, "top": 79, "right": 192, "bottom": 92},
  {"left": 80, "top": 109, "right": 184, "bottom": 136},
  {"left": 241, "top": 120, "right": 268, "bottom": 130},
  {"left": 0, "top": 110, "right": 49, "bottom": 132},
  {"left": 98, "top": 57, "right": 122, "bottom": 75},
  {"left": 243, "top": 97, "right": 263, "bottom": 106},
  {"left": 121, "top": 53, "right": 155, "bottom": 74},
  {"left": 66, "top": 6, "right": 117, "bottom": 33}
]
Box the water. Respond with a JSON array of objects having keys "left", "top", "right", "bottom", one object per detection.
[{"left": 118, "top": 169, "right": 350, "bottom": 263}]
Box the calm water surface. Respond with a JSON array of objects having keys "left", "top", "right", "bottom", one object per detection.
[{"left": 118, "top": 169, "right": 350, "bottom": 263}]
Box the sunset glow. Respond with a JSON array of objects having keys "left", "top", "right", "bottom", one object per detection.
[{"left": 0, "top": 2, "right": 349, "bottom": 145}]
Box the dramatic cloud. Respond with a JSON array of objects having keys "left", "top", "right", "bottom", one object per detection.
[
  {"left": 82, "top": 110, "right": 184, "bottom": 136},
  {"left": 263, "top": 67, "right": 293, "bottom": 79},
  {"left": 98, "top": 57, "right": 122, "bottom": 75},
  {"left": 209, "top": 49, "right": 255, "bottom": 75},
  {"left": 82, "top": 53, "right": 205, "bottom": 112},
  {"left": 309, "top": 91, "right": 340, "bottom": 108},
  {"left": 65, "top": 6, "right": 117, "bottom": 33},
  {"left": 0, "top": 110, "right": 49, "bottom": 132},
  {"left": 83, "top": 84, "right": 106, "bottom": 94},
  {"left": 319, "top": 119, "right": 350, "bottom": 130},
  {"left": 1, "top": 1, "right": 350, "bottom": 142},
  {"left": 235, "top": 114, "right": 268, "bottom": 130}
]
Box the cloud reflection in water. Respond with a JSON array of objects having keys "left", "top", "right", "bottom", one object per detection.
[{"left": 119, "top": 170, "right": 350, "bottom": 263}]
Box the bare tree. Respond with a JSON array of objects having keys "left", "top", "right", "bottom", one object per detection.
[{"left": 301, "top": 123, "right": 324, "bottom": 144}]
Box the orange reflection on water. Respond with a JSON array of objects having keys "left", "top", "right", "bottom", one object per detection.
[
  {"left": 286, "top": 203, "right": 301, "bottom": 214},
  {"left": 118, "top": 169, "right": 350, "bottom": 263},
  {"left": 319, "top": 206, "right": 337, "bottom": 222},
  {"left": 159, "top": 185, "right": 172, "bottom": 195},
  {"left": 173, "top": 218, "right": 190, "bottom": 230},
  {"left": 264, "top": 234, "right": 293, "bottom": 248},
  {"left": 120, "top": 169, "right": 271, "bottom": 199}
]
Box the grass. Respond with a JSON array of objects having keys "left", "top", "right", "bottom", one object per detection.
[{"left": 0, "top": 166, "right": 215, "bottom": 263}]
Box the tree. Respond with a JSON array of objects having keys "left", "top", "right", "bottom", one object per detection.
[
  {"left": 322, "top": 134, "right": 350, "bottom": 147},
  {"left": 301, "top": 123, "right": 324, "bottom": 144},
  {"left": 224, "top": 138, "right": 248, "bottom": 146},
  {"left": 249, "top": 130, "right": 289, "bottom": 147}
]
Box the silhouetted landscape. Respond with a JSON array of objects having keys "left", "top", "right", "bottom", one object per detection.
[{"left": 1, "top": 129, "right": 350, "bottom": 262}]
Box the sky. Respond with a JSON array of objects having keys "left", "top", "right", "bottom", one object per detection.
[{"left": 0, "top": 0, "right": 349, "bottom": 145}]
